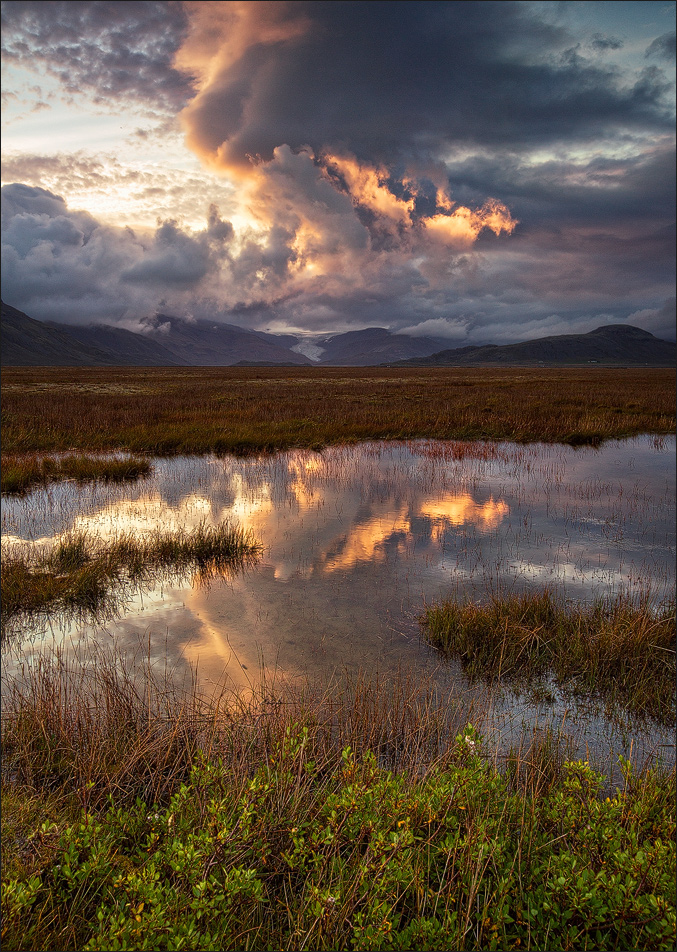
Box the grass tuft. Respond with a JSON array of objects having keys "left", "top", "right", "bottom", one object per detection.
[
  {"left": 422, "top": 589, "right": 676, "bottom": 724},
  {"left": 1, "top": 522, "right": 262, "bottom": 638},
  {"left": 1, "top": 454, "right": 151, "bottom": 494}
]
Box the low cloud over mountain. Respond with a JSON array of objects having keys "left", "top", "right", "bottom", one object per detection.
[{"left": 3, "top": 301, "right": 674, "bottom": 368}]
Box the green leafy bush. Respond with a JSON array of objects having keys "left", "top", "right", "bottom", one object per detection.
[{"left": 3, "top": 727, "right": 675, "bottom": 951}]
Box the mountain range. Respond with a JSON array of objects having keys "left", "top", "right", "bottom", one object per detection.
[
  {"left": 1, "top": 300, "right": 674, "bottom": 367},
  {"left": 391, "top": 324, "right": 676, "bottom": 367},
  {"left": 0, "top": 302, "right": 449, "bottom": 367}
]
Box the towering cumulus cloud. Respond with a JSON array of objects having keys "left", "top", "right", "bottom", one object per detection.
[
  {"left": 1, "top": 1, "right": 675, "bottom": 340},
  {"left": 174, "top": 1, "right": 521, "bottom": 247}
]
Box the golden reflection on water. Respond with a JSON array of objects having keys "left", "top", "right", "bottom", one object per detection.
[
  {"left": 15, "top": 458, "right": 510, "bottom": 577},
  {"left": 318, "top": 494, "right": 509, "bottom": 573},
  {"left": 71, "top": 493, "right": 213, "bottom": 537},
  {"left": 2, "top": 438, "right": 674, "bottom": 705},
  {"left": 419, "top": 493, "right": 509, "bottom": 529},
  {"left": 321, "top": 505, "right": 411, "bottom": 572},
  {"left": 180, "top": 584, "right": 261, "bottom": 695}
]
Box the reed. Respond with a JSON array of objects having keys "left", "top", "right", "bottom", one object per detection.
[{"left": 422, "top": 590, "right": 676, "bottom": 724}]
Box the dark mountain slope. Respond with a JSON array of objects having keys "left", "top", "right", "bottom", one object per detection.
[
  {"left": 1, "top": 306, "right": 310, "bottom": 366},
  {"left": 1, "top": 301, "right": 114, "bottom": 366},
  {"left": 393, "top": 325, "right": 676, "bottom": 367},
  {"left": 46, "top": 322, "right": 186, "bottom": 366},
  {"left": 317, "top": 327, "right": 449, "bottom": 365},
  {"left": 141, "top": 315, "right": 312, "bottom": 366}
]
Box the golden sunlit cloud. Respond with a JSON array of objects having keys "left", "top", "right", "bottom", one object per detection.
[
  {"left": 177, "top": 1, "right": 311, "bottom": 94},
  {"left": 324, "top": 153, "right": 414, "bottom": 223},
  {"left": 419, "top": 493, "right": 509, "bottom": 529},
  {"left": 424, "top": 200, "right": 517, "bottom": 247},
  {"left": 322, "top": 507, "right": 411, "bottom": 573},
  {"left": 176, "top": 0, "right": 312, "bottom": 177},
  {"left": 322, "top": 153, "right": 517, "bottom": 247}
]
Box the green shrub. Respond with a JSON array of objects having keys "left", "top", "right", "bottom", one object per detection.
[{"left": 2, "top": 727, "right": 675, "bottom": 951}]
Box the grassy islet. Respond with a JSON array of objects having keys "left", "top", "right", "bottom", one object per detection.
[
  {"left": 1, "top": 522, "right": 262, "bottom": 638},
  {"left": 1, "top": 454, "right": 152, "bottom": 495},
  {"left": 422, "top": 590, "right": 676, "bottom": 725}
]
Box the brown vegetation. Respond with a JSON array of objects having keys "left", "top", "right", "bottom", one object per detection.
[
  {"left": 2, "top": 366, "right": 674, "bottom": 457},
  {"left": 0, "top": 453, "right": 151, "bottom": 494},
  {"left": 422, "top": 590, "right": 676, "bottom": 724}
]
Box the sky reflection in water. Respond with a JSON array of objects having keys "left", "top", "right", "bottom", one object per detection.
[{"left": 2, "top": 436, "right": 675, "bottom": 762}]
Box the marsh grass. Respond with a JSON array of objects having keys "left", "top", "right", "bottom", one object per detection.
[
  {"left": 1, "top": 652, "right": 476, "bottom": 811},
  {"left": 2, "top": 366, "right": 674, "bottom": 457},
  {"left": 422, "top": 590, "right": 676, "bottom": 725},
  {"left": 0, "top": 522, "right": 262, "bottom": 638},
  {"left": 1, "top": 453, "right": 152, "bottom": 494},
  {"left": 1, "top": 655, "right": 675, "bottom": 951}
]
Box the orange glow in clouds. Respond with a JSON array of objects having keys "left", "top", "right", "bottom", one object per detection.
[
  {"left": 325, "top": 154, "right": 415, "bottom": 223},
  {"left": 176, "top": 1, "right": 313, "bottom": 179},
  {"left": 419, "top": 493, "right": 509, "bottom": 529},
  {"left": 424, "top": 199, "right": 517, "bottom": 246},
  {"left": 321, "top": 153, "right": 516, "bottom": 248},
  {"left": 172, "top": 1, "right": 517, "bottom": 272}
]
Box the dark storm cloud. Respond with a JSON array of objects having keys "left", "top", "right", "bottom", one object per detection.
[
  {"left": 1, "top": 181, "right": 71, "bottom": 219},
  {"left": 2, "top": 178, "right": 672, "bottom": 343},
  {"left": 645, "top": 32, "right": 676, "bottom": 63},
  {"left": 180, "top": 0, "right": 674, "bottom": 171},
  {"left": 439, "top": 143, "right": 676, "bottom": 232},
  {"left": 1, "top": 0, "right": 194, "bottom": 112}
]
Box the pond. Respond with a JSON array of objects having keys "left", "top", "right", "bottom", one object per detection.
[{"left": 2, "top": 435, "right": 675, "bottom": 765}]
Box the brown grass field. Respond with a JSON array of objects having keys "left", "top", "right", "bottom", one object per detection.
[{"left": 2, "top": 365, "right": 675, "bottom": 458}]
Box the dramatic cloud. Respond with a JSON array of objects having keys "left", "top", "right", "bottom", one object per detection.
[
  {"left": 1, "top": 1, "right": 675, "bottom": 342},
  {"left": 177, "top": 1, "right": 674, "bottom": 172}
]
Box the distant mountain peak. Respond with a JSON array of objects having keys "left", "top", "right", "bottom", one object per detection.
[{"left": 587, "top": 324, "right": 655, "bottom": 338}]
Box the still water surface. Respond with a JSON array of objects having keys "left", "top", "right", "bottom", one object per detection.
[{"left": 2, "top": 436, "right": 675, "bottom": 763}]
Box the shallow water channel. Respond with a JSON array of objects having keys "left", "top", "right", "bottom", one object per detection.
[{"left": 2, "top": 436, "right": 675, "bottom": 767}]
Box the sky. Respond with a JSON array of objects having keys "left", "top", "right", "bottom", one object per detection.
[{"left": 1, "top": 0, "right": 675, "bottom": 344}]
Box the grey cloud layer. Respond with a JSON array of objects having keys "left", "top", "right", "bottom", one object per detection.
[
  {"left": 180, "top": 0, "right": 674, "bottom": 168},
  {"left": 1, "top": 183, "right": 222, "bottom": 321},
  {"left": 1, "top": 0, "right": 193, "bottom": 112},
  {"left": 2, "top": 177, "right": 675, "bottom": 341}
]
